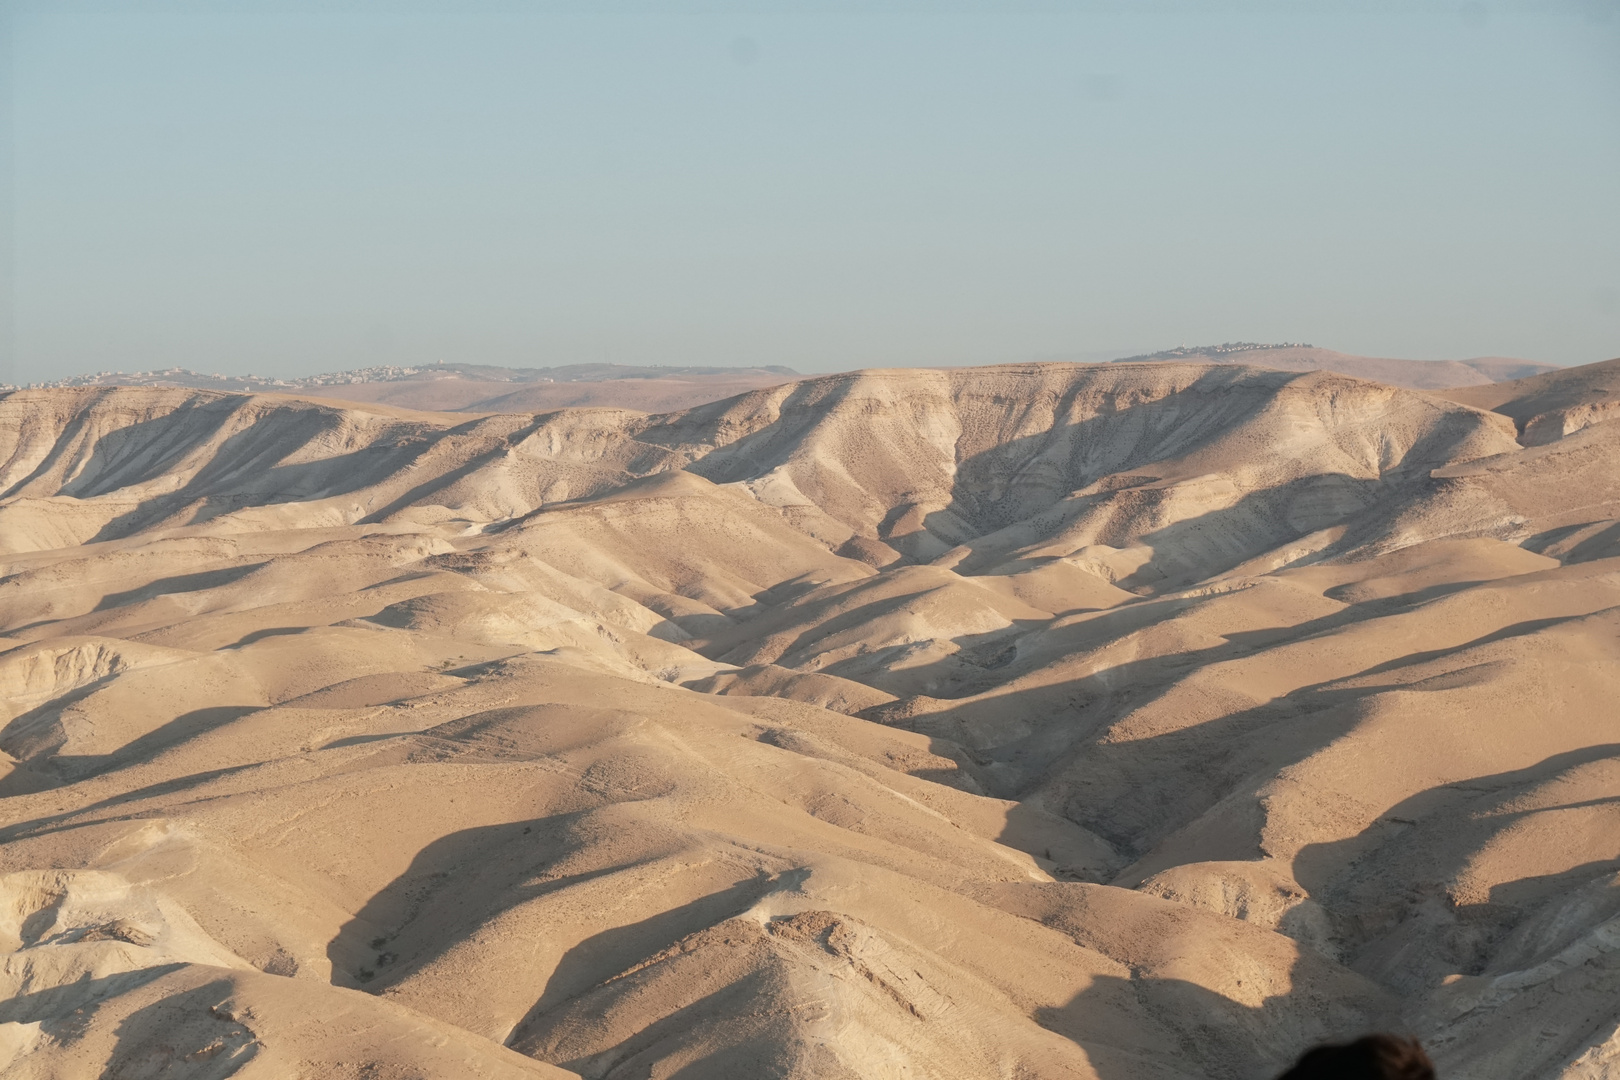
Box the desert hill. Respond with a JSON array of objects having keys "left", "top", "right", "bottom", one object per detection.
[
  {"left": 1115, "top": 344, "right": 1556, "bottom": 389},
  {"left": 1438, "top": 355, "right": 1620, "bottom": 446},
  {"left": 0, "top": 358, "right": 1617, "bottom": 1078}
]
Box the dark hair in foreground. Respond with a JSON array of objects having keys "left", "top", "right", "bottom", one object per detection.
[{"left": 1277, "top": 1035, "right": 1435, "bottom": 1080}]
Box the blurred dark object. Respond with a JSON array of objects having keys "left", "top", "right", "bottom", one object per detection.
[{"left": 1277, "top": 1035, "right": 1436, "bottom": 1080}]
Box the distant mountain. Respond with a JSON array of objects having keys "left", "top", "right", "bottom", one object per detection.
[
  {"left": 6, "top": 347, "right": 1563, "bottom": 416},
  {"left": 1114, "top": 343, "right": 1557, "bottom": 389},
  {"left": 11, "top": 362, "right": 802, "bottom": 415}
]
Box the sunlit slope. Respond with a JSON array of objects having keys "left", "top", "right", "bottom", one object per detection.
[
  {"left": 2, "top": 364, "right": 1523, "bottom": 574},
  {"left": 1440, "top": 356, "right": 1620, "bottom": 446},
  {"left": 1, "top": 358, "right": 1616, "bottom": 1079},
  {"left": 637, "top": 364, "right": 1519, "bottom": 577}
]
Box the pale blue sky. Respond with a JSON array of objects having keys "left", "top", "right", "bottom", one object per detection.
[{"left": 3, "top": 1, "right": 1618, "bottom": 382}]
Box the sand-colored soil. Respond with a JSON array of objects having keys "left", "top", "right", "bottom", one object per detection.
[{"left": 0, "top": 359, "right": 1616, "bottom": 1078}]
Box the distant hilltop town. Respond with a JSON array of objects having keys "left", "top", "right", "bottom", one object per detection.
[{"left": 1115, "top": 342, "right": 1315, "bottom": 363}]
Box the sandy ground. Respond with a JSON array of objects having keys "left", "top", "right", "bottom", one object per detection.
[{"left": 0, "top": 359, "right": 1616, "bottom": 1079}]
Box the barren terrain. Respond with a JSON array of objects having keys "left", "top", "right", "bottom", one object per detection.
[{"left": 1, "top": 358, "right": 1617, "bottom": 1079}]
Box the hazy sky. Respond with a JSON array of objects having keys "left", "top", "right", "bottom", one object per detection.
[{"left": 3, "top": 1, "right": 1617, "bottom": 383}]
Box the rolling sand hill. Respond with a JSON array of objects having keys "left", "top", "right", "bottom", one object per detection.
[{"left": 0, "top": 359, "right": 1617, "bottom": 1078}]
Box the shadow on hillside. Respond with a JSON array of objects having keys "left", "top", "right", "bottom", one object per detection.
[
  {"left": 0, "top": 969, "right": 254, "bottom": 1078},
  {"left": 668, "top": 374, "right": 872, "bottom": 485},
  {"left": 106, "top": 977, "right": 259, "bottom": 1078},
  {"left": 0, "top": 692, "right": 260, "bottom": 795},
  {"left": 944, "top": 369, "right": 1292, "bottom": 543},
  {"left": 222, "top": 625, "right": 311, "bottom": 649},
  {"left": 53, "top": 705, "right": 263, "bottom": 784},
  {"left": 875, "top": 602, "right": 1590, "bottom": 818},
  {"left": 508, "top": 868, "right": 804, "bottom": 1051},
  {"left": 1034, "top": 964, "right": 1376, "bottom": 1080},
  {"left": 303, "top": 699, "right": 1620, "bottom": 1078},
  {"left": 924, "top": 366, "right": 1500, "bottom": 584},
  {"left": 1524, "top": 520, "right": 1620, "bottom": 565},
  {"left": 333, "top": 809, "right": 1376, "bottom": 1078},
  {"left": 92, "top": 563, "right": 267, "bottom": 612},
  {"left": 1021, "top": 749, "right": 1620, "bottom": 1080},
  {"left": 0, "top": 702, "right": 264, "bottom": 837},
  {"left": 701, "top": 469, "right": 1516, "bottom": 704},
  {"left": 71, "top": 402, "right": 495, "bottom": 542},
  {"left": 987, "top": 750, "right": 1620, "bottom": 1080},
  {"left": 773, "top": 379, "right": 1534, "bottom": 711},
  {"left": 0, "top": 763, "right": 260, "bottom": 842},
  {"left": 669, "top": 367, "right": 1314, "bottom": 571},
  {"left": 324, "top": 811, "right": 731, "bottom": 993},
  {"left": 0, "top": 966, "right": 182, "bottom": 1040},
  {"left": 0, "top": 391, "right": 239, "bottom": 504},
  {"left": 1288, "top": 743, "right": 1620, "bottom": 991},
  {"left": 78, "top": 401, "right": 350, "bottom": 540},
  {"left": 357, "top": 416, "right": 547, "bottom": 525},
  {"left": 0, "top": 672, "right": 126, "bottom": 766}
]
